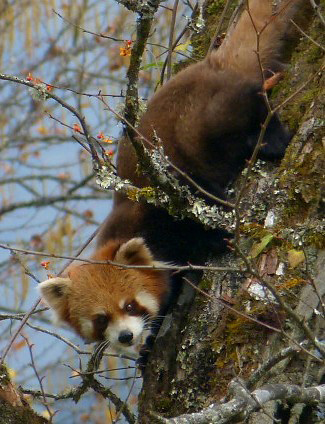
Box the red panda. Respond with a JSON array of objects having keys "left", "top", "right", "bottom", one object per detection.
[
  {"left": 39, "top": 0, "right": 304, "bottom": 355},
  {"left": 39, "top": 238, "right": 169, "bottom": 354}
]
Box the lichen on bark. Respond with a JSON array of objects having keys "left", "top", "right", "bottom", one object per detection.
[
  {"left": 0, "top": 364, "right": 48, "bottom": 424},
  {"left": 138, "top": 2, "right": 324, "bottom": 423}
]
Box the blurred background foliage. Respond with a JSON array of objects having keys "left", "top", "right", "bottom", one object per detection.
[{"left": 0, "top": 0, "right": 194, "bottom": 422}]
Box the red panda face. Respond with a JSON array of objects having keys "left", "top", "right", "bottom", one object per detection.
[{"left": 38, "top": 238, "right": 169, "bottom": 354}]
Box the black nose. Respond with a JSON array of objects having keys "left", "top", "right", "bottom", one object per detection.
[{"left": 118, "top": 330, "right": 133, "bottom": 344}]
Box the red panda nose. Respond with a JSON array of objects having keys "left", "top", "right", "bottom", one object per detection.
[{"left": 118, "top": 330, "right": 133, "bottom": 344}]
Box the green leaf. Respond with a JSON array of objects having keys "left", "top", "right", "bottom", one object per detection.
[
  {"left": 140, "top": 61, "right": 164, "bottom": 71},
  {"left": 174, "top": 40, "right": 191, "bottom": 52},
  {"left": 250, "top": 234, "right": 274, "bottom": 258}
]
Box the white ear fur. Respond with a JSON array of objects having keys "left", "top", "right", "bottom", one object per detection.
[
  {"left": 37, "top": 277, "right": 72, "bottom": 319},
  {"left": 114, "top": 238, "right": 155, "bottom": 266}
]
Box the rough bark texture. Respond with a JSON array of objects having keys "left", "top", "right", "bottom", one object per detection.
[
  {"left": 0, "top": 365, "right": 48, "bottom": 424},
  {"left": 138, "top": 1, "right": 324, "bottom": 423}
]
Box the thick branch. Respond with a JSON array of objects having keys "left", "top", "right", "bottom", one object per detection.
[
  {"left": 160, "top": 381, "right": 325, "bottom": 424},
  {"left": 124, "top": 1, "right": 162, "bottom": 127}
]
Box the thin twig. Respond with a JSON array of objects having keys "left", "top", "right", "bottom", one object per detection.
[
  {"left": 0, "top": 225, "right": 100, "bottom": 364},
  {"left": 53, "top": 9, "right": 126, "bottom": 43},
  {"left": 309, "top": 0, "right": 325, "bottom": 27},
  {"left": 159, "top": 2, "right": 198, "bottom": 85},
  {"left": 183, "top": 276, "right": 322, "bottom": 362},
  {"left": 0, "top": 73, "right": 100, "bottom": 164},
  {"left": 246, "top": 346, "right": 300, "bottom": 389},
  {"left": 99, "top": 95, "right": 234, "bottom": 208},
  {"left": 290, "top": 19, "right": 325, "bottom": 51},
  {"left": 208, "top": 0, "right": 233, "bottom": 54},
  {"left": 0, "top": 243, "right": 241, "bottom": 273},
  {"left": 23, "top": 335, "right": 56, "bottom": 422},
  {"left": 167, "top": 0, "right": 180, "bottom": 80}
]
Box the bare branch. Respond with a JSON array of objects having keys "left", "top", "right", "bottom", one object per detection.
[
  {"left": 309, "top": 0, "right": 325, "bottom": 27},
  {"left": 0, "top": 243, "right": 242, "bottom": 273},
  {"left": 23, "top": 336, "right": 56, "bottom": 422},
  {"left": 0, "top": 225, "right": 101, "bottom": 364},
  {"left": 167, "top": 0, "right": 180, "bottom": 80}
]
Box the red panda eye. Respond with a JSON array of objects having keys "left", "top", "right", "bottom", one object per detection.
[
  {"left": 124, "top": 300, "right": 148, "bottom": 316},
  {"left": 124, "top": 302, "right": 138, "bottom": 314},
  {"left": 125, "top": 303, "right": 133, "bottom": 312}
]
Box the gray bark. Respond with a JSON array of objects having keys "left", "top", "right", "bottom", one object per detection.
[{"left": 138, "top": 2, "right": 324, "bottom": 423}]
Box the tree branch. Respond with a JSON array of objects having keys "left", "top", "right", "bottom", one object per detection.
[{"left": 159, "top": 381, "right": 325, "bottom": 424}]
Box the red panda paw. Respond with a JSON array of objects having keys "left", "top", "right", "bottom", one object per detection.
[{"left": 137, "top": 334, "right": 156, "bottom": 372}]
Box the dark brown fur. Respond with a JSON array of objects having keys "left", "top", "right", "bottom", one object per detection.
[
  {"left": 98, "top": 0, "right": 304, "bottom": 265},
  {"left": 39, "top": 1, "right": 306, "bottom": 353}
]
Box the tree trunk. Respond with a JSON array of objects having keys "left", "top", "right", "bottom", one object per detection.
[
  {"left": 138, "top": 2, "right": 324, "bottom": 422},
  {"left": 0, "top": 365, "right": 48, "bottom": 424}
]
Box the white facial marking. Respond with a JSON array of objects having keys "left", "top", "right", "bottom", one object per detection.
[
  {"left": 118, "top": 299, "right": 126, "bottom": 310},
  {"left": 135, "top": 291, "right": 159, "bottom": 316},
  {"left": 48, "top": 309, "right": 62, "bottom": 326},
  {"left": 79, "top": 318, "right": 93, "bottom": 339},
  {"left": 37, "top": 277, "right": 72, "bottom": 325},
  {"left": 94, "top": 309, "right": 107, "bottom": 315},
  {"left": 105, "top": 316, "right": 144, "bottom": 349}
]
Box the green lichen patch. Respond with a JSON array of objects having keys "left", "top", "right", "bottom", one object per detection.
[
  {"left": 207, "top": 0, "right": 226, "bottom": 15},
  {"left": 0, "top": 365, "right": 10, "bottom": 387},
  {"left": 211, "top": 302, "right": 272, "bottom": 395},
  {"left": 272, "top": 14, "right": 324, "bottom": 131},
  {"left": 278, "top": 133, "right": 324, "bottom": 225},
  {"left": 304, "top": 231, "right": 325, "bottom": 249},
  {"left": 191, "top": 0, "right": 236, "bottom": 60},
  {"left": 127, "top": 186, "right": 157, "bottom": 202}
]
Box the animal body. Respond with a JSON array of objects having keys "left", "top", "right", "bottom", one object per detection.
[{"left": 39, "top": 0, "right": 302, "bottom": 355}]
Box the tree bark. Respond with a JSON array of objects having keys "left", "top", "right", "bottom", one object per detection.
[
  {"left": 138, "top": 2, "right": 324, "bottom": 423},
  {"left": 0, "top": 365, "right": 48, "bottom": 424}
]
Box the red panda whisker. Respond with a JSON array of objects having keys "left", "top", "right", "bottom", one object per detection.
[
  {"left": 96, "top": 342, "right": 110, "bottom": 366},
  {"left": 93, "top": 342, "right": 104, "bottom": 360},
  {"left": 141, "top": 313, "right": 152, "bottom": 322},
  {"left": 143, "top": 324, "right": 154, "bottom": 331},
  {"left": 94, "top": 340, "right": 107, "bottom": 354},
  {"left": 93, "top": 340, "right": 111, "bottom": 367}
]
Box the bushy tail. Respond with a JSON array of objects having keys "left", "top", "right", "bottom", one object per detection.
[{"left": 210, "top": 0, "right": 302, "bottom": 82}]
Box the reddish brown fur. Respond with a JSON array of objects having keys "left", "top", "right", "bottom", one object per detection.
[
  {"left": 212, "top": 0, "right": 302, "bottom": 79},
  {"left": 98, "top": 1, "right": 304, "bottom": 262},
  {"left": 65, "top": 261, "right": 167, "bottom": 338},
  {"left": 39, "top": 238, "right": 169, "bottom": 345},
  {"left": 39, "top": 1, "right": 306, "bottom": 349}
]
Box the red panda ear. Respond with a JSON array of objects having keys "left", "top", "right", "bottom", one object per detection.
[
  {"left": 38, "top": 277, "right": 72, "bottom": 323},
  {"left": 114, "top": 237, "right": 155, "bottom": 266}
]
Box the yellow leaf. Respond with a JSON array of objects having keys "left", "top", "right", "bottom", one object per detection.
[
  {"left": 288, "top": 249, "right": 305, "bottom": 268},
  {"left": 12, "top": 340, "right": 26, "bottom": 351},
  {"left": 174, "top": 40, "right": 191, "bottom": 52},
  {"left": 7, "top": 368, "right": 17, "bottom": 379},
  {"left": 41, "top": 409, "right": 54, "bottom": 419},
  {"left": 20, "top": 267, "right": 29, "bottom": 302},
  {"left": 37, "top": 126, "right": 49, "bottom": 135}
]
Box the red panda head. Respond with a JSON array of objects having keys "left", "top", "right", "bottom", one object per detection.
[{"left": 38, "top": 238, "right": 169, "bottom": 354}]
